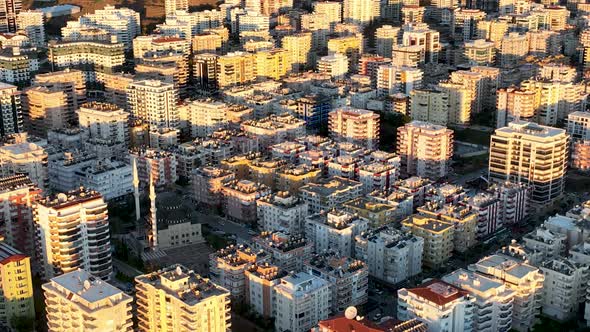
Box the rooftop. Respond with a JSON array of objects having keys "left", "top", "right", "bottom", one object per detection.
[
  {"left": 46, "top": 269, "right": 128, "bottom": 305},
  {"left": 406, "top": 279, "right": 470, "bottom": 306}
]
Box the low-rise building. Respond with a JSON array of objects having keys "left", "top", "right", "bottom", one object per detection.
[
  {"left": 305, "top": 210, "right": 369, "bottom": 256},
  {"left": 398, "top": 279, "right": 476, "bottom": 332},
  {"left": 275, "top": 272, "right": 331, "bottom": 332},
  {"left": 355, "top": 225, "right": 423, "bottom": 284},
  {"left": 300, "top": 176, "right": 363, "bottom": 214},
  {"left": 305, "top": 252, "right": 369, "bottom": 313},
  {"left": 221, "top": 179, "right": 271, "bottom": 224},
  {"left": 402, "top": 214, "right": 454, "bottom": 269}
]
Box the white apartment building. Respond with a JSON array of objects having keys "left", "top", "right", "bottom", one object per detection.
[
  {"left": 354, "top": 225, "right": 423, "bottom": 284},
  {"left": 274, "top": 272, "right": 331, "bottom": 332},
  {"left": 489, "top": 182, "right": 530, "bottom": 226},
  {"left": 77, "top": 101, "right": 129, "bottom": 146},
  {"left": 127, "top": 80, "right": 178, "bottom": 131},
  {"left": 300, "top": 176, "right": 363, "bottom": 214},
  {"left": 17, "top": 10, "right": 45, "bottom": 47},
  {"left": 135, "top": 264, "right": 231, "bottom": 332},
  {"left": 522, "top": 225, "right": 567, "bottom": 265},
  {"left": 245, "top": 263, "right": 283, "bottom": 318},
  {"left": 0, "top": 47, "right": 39, "bottom": 87},
  {"left": 0, "top": 136, "right": 47, "bottom": 191},
  {"left": 377, "top": 64, "right": 423, "bottom": 96},
  {"left": 329, "top": 108, "right": 380, "bottom": 149},
  {"left": 305, "top": 252, "right": 369, "bottom": 313},
  {"left": 78, "top": 160, "right": 134, "bottom": 200},
  {"left": 317, "top": 53, "right": 349, "bottom": 80},
  {"left": 241, "top": 113, "right": 306, "bottom": 148},
  {"left": 401, "top": 23, "right": 440, "bottom": 64},
  {"left": 540, "top": 258, "right": 589, "bottom": 321},
  {"left": 396, "top": 121, "right": 453, "bottom": 180},
  {"left": 305, "top": 210, "right": 369, "bottom": 257},
  {"left": 520, "top": 79, "right": 587, "bottom": 126},
  {"left": 470, "top": 255, "right": 544, "bottom": 332},
  {"left": 465, "top": 192, "right": 502, "bottom": 239},
  {"left": 496, "top": 88, "right": 537, "bottom": 127},
  {"left": 358, "top": 162, "right": 399, "bottom": 194},
  {"left": 76, "top": 5, "right": 140, "bottom": 50},
  {"left": 178, "top": 99, "right": 229, "bottom": 138},
  {"left": 237, "top": 11, "right": 269, "bottom": 33},
  {"left": 313, "top": 1, "right": 341, "bottom": 31},
  {"left": 43, "top": 269, "right": 132, "bottom": 332},
  {"left": 375, "top": 25, "right": 400, "bottom": 58},
  {"left": 398, "top": 279, "right": 476, "bottom": 332},
  {"left": 35, "top": 188, "right": 112, "bottom": 280},
  {"left": 463, "top": 39, "right": 495, "bottom": 66},
  {"left": 252, "top": 232, "right": 313, "bottom": 272},
  {"left": 257, "top": 192, "right": 308, "bottom": 234},
  {"left": 443, "top": 269, "right": 515, "bottom": 332},
  {"left": 489, "top": 121, "right": 569, "bottom": 205},
  {"left": 165, "top": 0, "right": 188, "bottom": 16}
]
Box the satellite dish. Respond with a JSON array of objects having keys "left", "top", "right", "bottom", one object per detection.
[{"left": 344, "top": 306, "right": 357, "bottom": 320}]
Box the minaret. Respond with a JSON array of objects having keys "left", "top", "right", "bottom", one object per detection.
[
  {"left": 147, "top": 174, "right": 158, "bottom": 249},
  {"left": 132, "top": 158, "right": 141, "bottom": 221}
]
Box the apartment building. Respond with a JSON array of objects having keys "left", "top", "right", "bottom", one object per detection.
[
  {"left": 401, "top": 23, "right": 440, "bottom": 64},
  {"left": 127, "top": 79, "right": 178, "bottom": 131},
  {"left": 216, "top": 51, "right": 256, "bottom": 88},
  {"left": 437, "top": 81, "right": 471, "bottom": 125},
  {"left": 567, "top": 111, "right": 590, "bottom": 170},
  {"left": 313, "top": 1, "right": 341, "bottom": 31},
  {"left": 0, "top": 135, "right": 47, "bottom": 191},
  {"left": 241, "top": 113, "right": 306, "bottom": 147},
  {"left": 192, "top": 165, "right": 235, "bottom": 208},
  {"left": 418, "top": 201, "right": 478, "bottom": 252},
  {"left": 328, "top": 108, "right": 379, "bottom": 149},
  {"left": 165, "top": 0, "right": 188, "bottom": 16},
  {"left": 179, "top": 99, "right": 229, "bottom": 138},
  {"left": 410, "top": 89, "right": 449, "bottom": 125},
  {"left": 257, "top": 192, "right": 308, "bottom": 234},
  {"left": 376, "top": 64, "right": 423, "bottom": 96},
  {"left": 521, "top": 225, "right": 567, "bottom": 265},
  {"left": 355, "top": 225, "right": 423, "bottom": 284},
  {"left": 0, "top": 82, "right": 21, "bottom": 137},
  {"left": 465, "top": 192, "right": 503, "bottom": 239},
  {"left": 0, "top": 175, "right": 39, "bottom": 257},
  {"left": 274, "top": 272, "right": 331, "bottom": 332},
  {"left": 209, "top": 245, "right": 263, "bottom": 300},
  {"left": 342, "top": 0, "right": 379, "bottom": 26},
  {"left": 496, "top": 88, "right": 537, "bottom": 127},
  {"left": 300, "top": 176, "right": 363, "bottom": 214},
  {"left": 135, "top": 264, "right": 231, "bottom": 332},
  {"left": 48, "top": 40, "right": 125, "bottom": 83},
  {"left": 396, "top": 121, "right": 453, "bottom": 180},
  {"left": 130, "top": 148, "right": 178, "bottom": 187},
  {"left": 463, "top": 39, "right": 495, "bottom": 66},
  {"left": 398, "top": 279, "right": 476, "bottom": 332},
  {"left": 327, "top": 34, "right": 363, "bottom": 71},
  {"left": 17, "top": 10, "right": 44, "bottom": 47},
  {"left": 253, "top": 231, "right": 313, "bottom": 272},
  {"left": 0, "top": 240, "right": 34, "bottom": 329},
  {"left": 489, "top": 121, "right": 569, "bottom": 205},
  {"left": 343, "top": 197, "right": 398, "bottom": 226},
  {"left": 221, "top": 179, "right": 270, "bottom": 224},
  {"left": 305, "top": 252, "right": 369, "bottom": 313},
  {"left": 74, "top": 5, "right": 140, "bottom": 50},
  {"left": 471, "top": 254, "right": 544, "bottom": 332},
  {"left": 245, "top": 262, "right": 284, "bottom": 318},
  {"left": 375, "top": 25, "right": 400, "bottom": 57},
  {"left": 35, "top": 188, "right": 111, "bottom": 280},
  {"left": 402, "top": 214, "right": 454, "bottom": 268},
  {"left": 0, "top": 47, "right": 38, "bottom": 87},
  {"left": 43, "top": 269, "right": 132, "bottom": 331},
  {"left": 281, "top": 32, "right": 313, "bottom": 72},
  {"left": 305, "top": 210, "right": 369, "bottom": 256},
  {"left": 519, "top": 79, "right": 587, "bottom": 126},
  {"left": 77, "top": 102, "right": 128, "bottom": 150},
  {"left": 317, "top": 53, "right": 349, "bottom": 79},
  {"left": 540, "top": 258, "right": 589, "bottom": 321}
]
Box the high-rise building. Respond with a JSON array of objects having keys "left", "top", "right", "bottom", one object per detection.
[
  {"left": 0, "top": 82, "right": 21, "bottom": 137},
  {"left": 540, "top": 258, "right": 588, "bottom": 321},
  {"left": 257, "top": 192, "right": 308, "bottom": 234},
  {"left": 397, "top": 121, "right": 453, "bottom": 179},
  {"left": 327, "top": 34, "right": 363, "bottom": 72},
  {"left": 17, "top": 10, "right": 44, "bottom": 47},
  {"left": 313, "top": 1, "right": 342, "bottom": 31},
  {"left": 127, "top": 80, "right": 178, "bottom": 130},
  {"left": 0, "top": 47, "right": 38, "bottom": 87},
  {"left": 193, "top": 53, "right": 218, "bottom": 91},
  {"left": 329, "top": 108, "right": 380, "bottom": 149},
  {"left": 452, "top": 8, "right": 486, "bottom": 41},
  {"left": 0, "top": 0, "right": 21, "bottom": 33},
  {"left": 305, "top": 210, "right": 369, "bottom": 257},
  {"left": 23, "top": 86, "right": 70, "bottom": 138},
  {"left": 375, "top": 25, "right": 400, "bottom": 58},
  {"left": 567, "top": 111, "right": 590, "bottom": 170},
  {"left": 376, "top": 64, "right": 423, "bottom": 96},
  {"left": 496, "top": 87, "right": 537, "bottom": 127},
  {"left": 463, "top": 39, "right": 495, "bottom": 66},
  {"left": 519, "top": 79, "right": 587, "bottom": 126},
  {"left": 43, "top": 269, "right": 132, "bottom": 332},
  {"left": 317, "top": 53, "right": 349, "bottom": 79},
  {"left": 253, "top": 48, "right": 290, "bottom": 80},
  {"left": 165, "top": 0, "right": 188, "bottom": 16},
  {"left": 135, "top": 51, "right": 189, "bottom": 98},
  {"left": 0, "top": 239, "right": 34, "bottom": 329},
  {"left": 401, "top": 23, "right": 440, "bottom": 64},
  {"left": 0, "top": 174, "right": 40, "bottom": 257},
  {"left": 77, "top": 102, "right": 129, "bottom": 153},
  {"left": 398, "top": 279, "right": 476, "bottom": 332},
  {"left": 438, "top": 81, "right": 471, "bottom": 125},
  {"left": 216, "top": 51, "right": 256, "bottom": 88},
  {"left": 282, "top": 32, "right": 313, "bottom": 72},
  {"left": 410, "top": 89, "right": 449, "bottom": 125},
  {"left": 343, "top": 0, "right": 380, "bottom": 26},
  {"left": 489, "top": 121, "right": 569, "bottom": 205},
  {"left": 34, "top": 188, "right": 112, "bottom": 280},
  {"left": 499, "top": 33, "right": 529, "bottom": 68},
  {"left": 75, "top": 5, "right": 140, "bottom": 50}
]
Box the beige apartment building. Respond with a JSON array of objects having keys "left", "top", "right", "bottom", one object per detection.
[
  {"left": 252, "top": 232, "right": 313, "bottom": 272},
  {"left": 496, "top": 87, "right": 537, "bottom": 127},
  {"left": 418, "top": 201, "right": 478, "bottom": 252},
  {"left": 43, "top": 269, "right": 132, "bottom": 332},
  {"left": 397, "top": 121, "right": 453, "bottom": 180},
  {"left": 489, "top": 121, "right": 569, "bottom": 205},
  {"left": 135, "top": 264, "right": 231, "bottom": 332},
  {"left": 216, "top": 51, "right": 256, "bottom": 88},
  {"left": 23, "top": 86, "right": 70, "bottom": 138},
  {"left": 329, "top": 108, "right": 380, "bottom": 149},
  {"left": 221, "top": 179, "right": 271, "bottom": 224},
  {"left": 209, "top": 245, "right": 264, "bottom": 300},
  {"left": 402, "top": 214, "right": 454, "bottom": 269},
  {"left": 192, "top": 166, "right": 235, "bottom": 208}
]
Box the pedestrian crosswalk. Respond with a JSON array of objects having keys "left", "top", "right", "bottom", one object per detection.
[{"left": 142, "top": 249, "right": 167, "bottom": 261}]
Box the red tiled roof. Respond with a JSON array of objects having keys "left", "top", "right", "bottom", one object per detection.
[
  {"left": 153, "top": 37, "right": 185, "bottom": 43},
  {"left": 318, "top": 315, "right": 385, "bottom": 332},
  {"left": 0, "top": 254, "right": 27, "bottom": 265},
  {"left": 407, "top": 279, "right": 468, "bottom": 306}
]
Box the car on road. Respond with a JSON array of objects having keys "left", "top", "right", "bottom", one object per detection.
[{"left": 247, "top": 230, "right": 257, "bottom": 235}]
